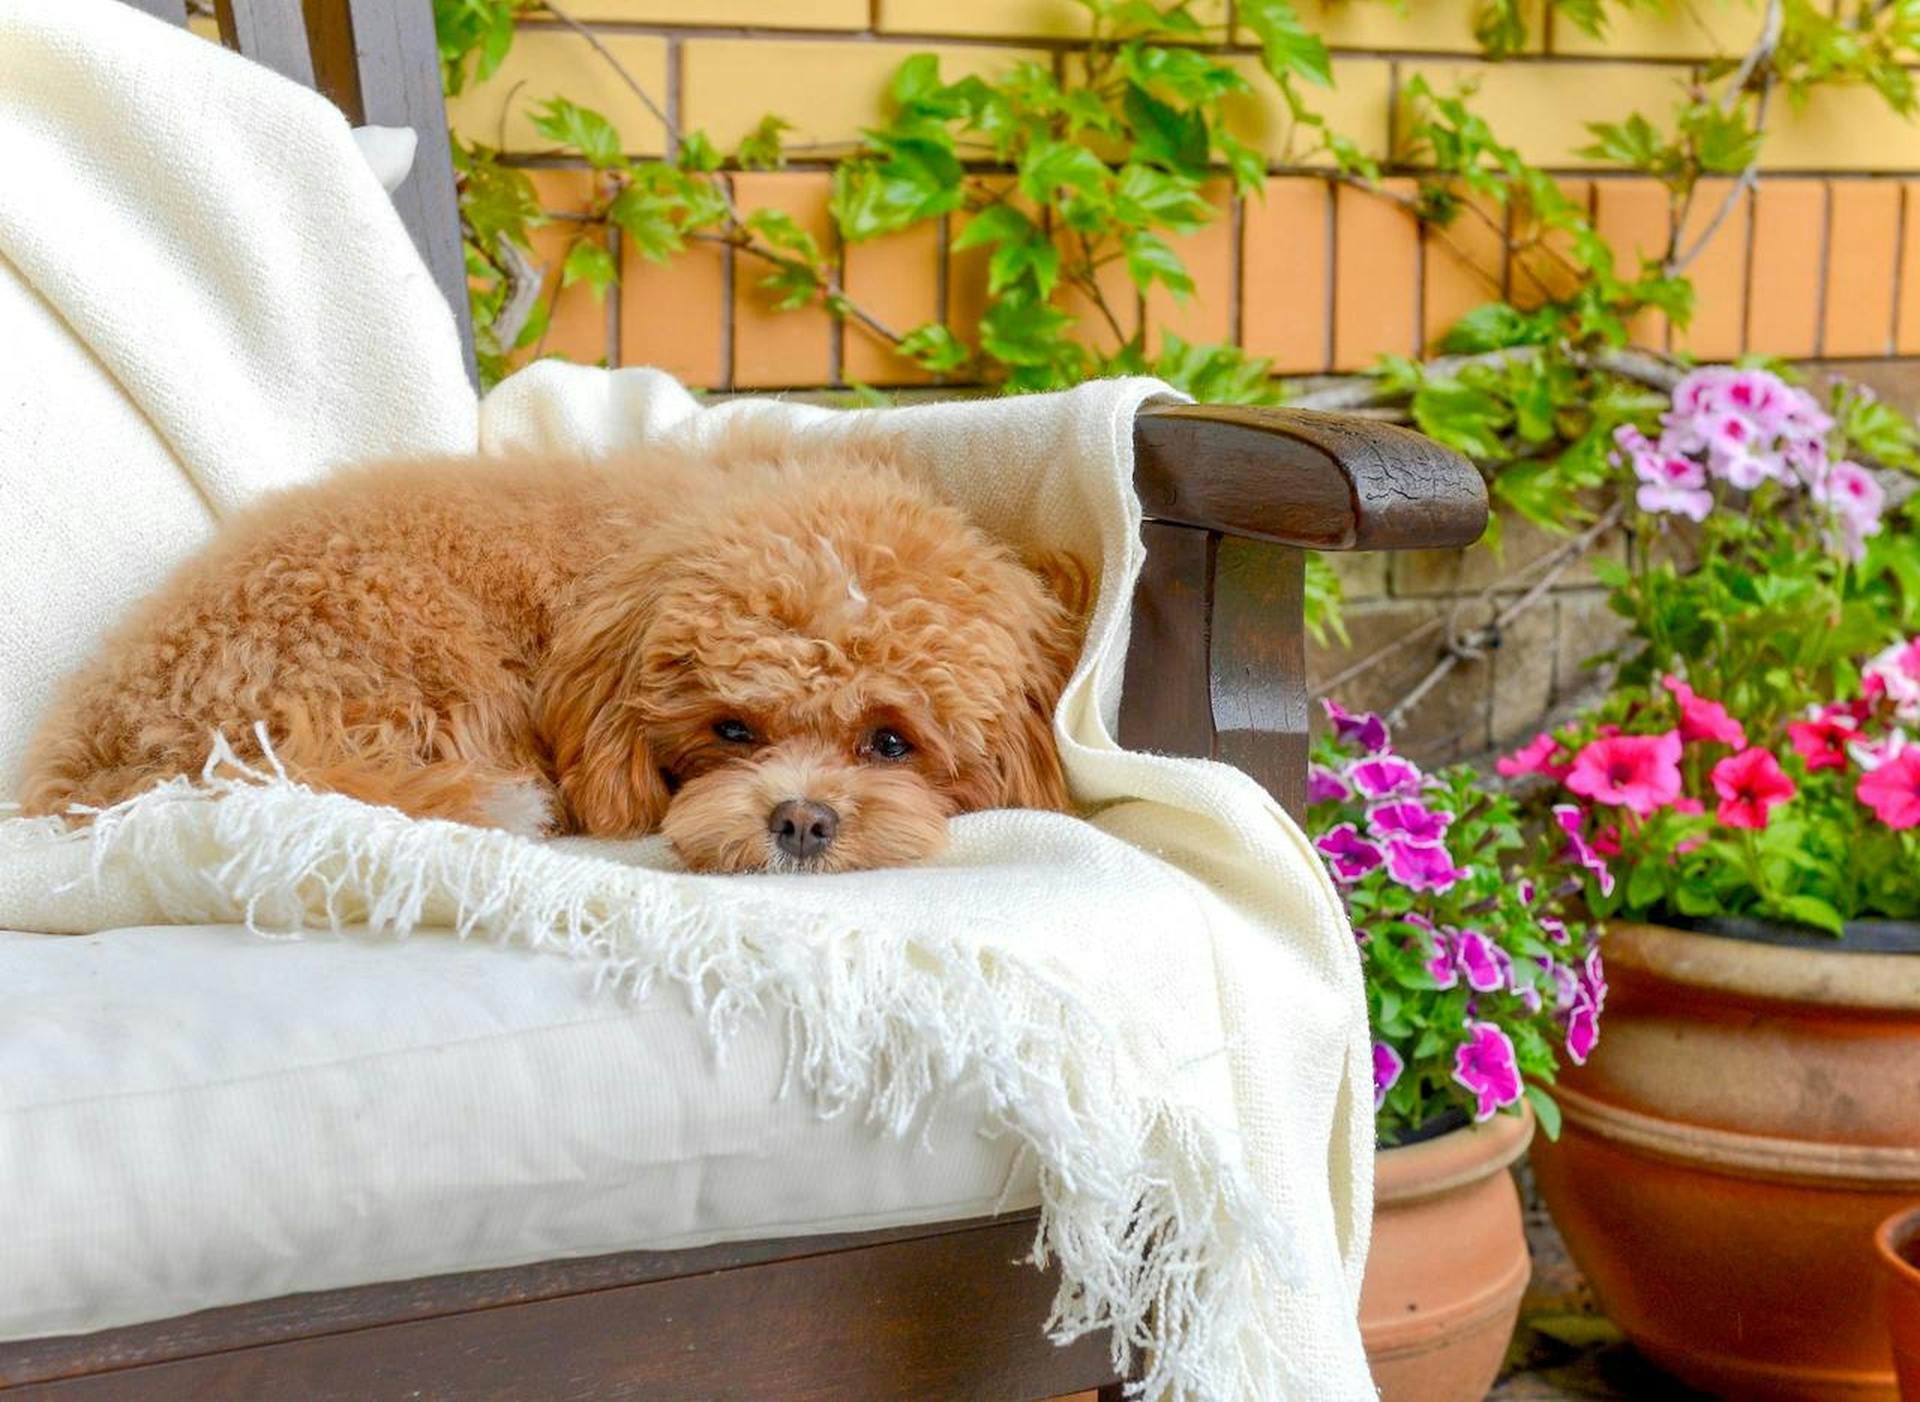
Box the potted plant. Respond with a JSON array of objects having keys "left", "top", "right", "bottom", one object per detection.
[
  {"left": 1308, "top": 702, "right": 1598, "bottom": 1401},
  {"left": 1502, "top": 365, "right": 1920, "bottom": 1401}
]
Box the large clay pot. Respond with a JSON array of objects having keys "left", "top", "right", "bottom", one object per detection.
[
  {"left": 1532, "top": 919, "right": 1920, "bottom": 1401},
  {"left": 1361, "top": 1106, "right": 1533, "bottom": 1401},
  {"left": 1877, "top": 1207, "right": 1920, "bottom": 1400}
]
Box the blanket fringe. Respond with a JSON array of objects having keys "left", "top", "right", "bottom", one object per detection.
[{"left": 14, "top": 735, "right": 1308, "bottom": 1400}]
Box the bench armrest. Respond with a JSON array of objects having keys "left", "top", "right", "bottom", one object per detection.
[{"left": 1133, "top": 404, "right": 1488, "bottom": 552}]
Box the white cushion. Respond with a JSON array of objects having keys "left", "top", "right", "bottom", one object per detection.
[{"left": 0, "top": 925, "right": 1034, "bottom": 1342}]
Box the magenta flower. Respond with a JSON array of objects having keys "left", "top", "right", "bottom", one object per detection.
[
  {"left": 1367, "top": 799, "right": 1452, "bottom": 843},
  {"left": 1565, "top": 998, "right": 1600, "bottom": 1066},
  {"left": 1583, "top": 947, "right": 1608, "bottom": 1012},
  {"left": 1865, "top": 638, "right": 1920, "bottom": 723},
  {"left": 1788, "top": 716, "right": 1853, "bottom": 773},
  {"left": 1307, "top": 763, "right": 1352, "bottom": 805},
  {"left": 1565, "top": 731, "right": 1684, "bottom": 816},
  {"left": 1539, "top": 914, "right": 1569, "bottom": 944},
  {"left": 1518, "top": 878, "right": 1536, "bottom": 905},
  {"left": 1552, "top": 804, "right": 1616, "bottom": 897},
  {"left": 1662, "top": 674, "right": 1747, "bottom": 748},
  {"left": 1372, "top": 1042, "right": 1404, "bottom": 1111},
  {"left": 1857, "top": 749, "right": 1920, "bottom": 830},
  {"left": 1315, "top": 823, "right": 1385, "bottom": 881},
  {"left": 1496, "top": 731, "right": 1570, "bottom": 781},
  {"left": 1710, "top": 746, "right": 1796, "bottom": 830},
  {"left": 1452, "top": 929, "right": 1504, "bottom": 993},
  {"left": 1348, "top": 754, "right": 1423, "bottom": 801},
  {"left": 1322, "top": 698, "right": 1389, "bottom": 754},
  {"left": 1452, "top": 1021, "right": 1524, "bottom": 1122},
  {"left": 1425, "top": 934, "right": 1459, "bottom": 990},
  {"left": 1384, "top": 838, "right": 1466, "bottom": 893},
  {"left": 1542, "top": 957, "right": 1580, "bottom": 1010}
]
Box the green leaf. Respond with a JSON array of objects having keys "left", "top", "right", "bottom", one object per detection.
[
  {"left": 530, "top": 97, "right": 624, "bottom": 169},
  {"left": 607, "top": 186, "right": 684, "bottom": 263},
  {"left": 1411, "top": 379, "right": 1510, "bottom": 460},
  {"left": 1239, "top": 0, "right": 1333, "bottom": 86},
  {"left": 979, "top": 294, "right": 1076, "bottom": 367},
  {"left": 897, "top": 321, "right": 971, "bottom": 373},
  {"left": 1122, "top": 82, "right": 1211, "bottom": 178},
  {"left": 1778, "top": 893, "right": 1846, "bottom": 937},
  {"left": 890, "top": 52, "right": 944, "bottom": 106},
  {"left": 1523, "top": 1085, "right": 1562, "bottom": 1142},
  {"left": 733, "top": 116, "right": 791, "bottom": 171},
  {"left": 1018, "top": 141, "right": 1112, "bottom": 205},
  {"left": 560, "top": 238, "right": 617, "bottom": 298},
  {"left": 1122, "top": 229, "right": 1194, "bottom": 297},
  {"left": 1113, "top": 163, "right": 1212, "bottom": 233},
  {"left": 989, "top": 233, "right": 1062, "bottom": 297}
]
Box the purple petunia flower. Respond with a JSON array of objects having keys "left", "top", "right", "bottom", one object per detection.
[
  {"left": 1384, "top": 837, "right": 1466, "bottom": 893},
  {"left": 1315, "top": 823, "right": 1385, "bottom": 882},
  {"left": 1307, "top": 763, "right": 1352, "bottom": 805},
  {"left": 1349, "top": 754, "right": 1424, "bottom": 801},
  {"left": 1538, "top": 914, "right": 1570, "bottom": 945},
  {"left": 1518, "top": 879, "right": 1536, "bottom": 906},
  {"left": 1553, "top": 804, "right": 1616, "bottom": 897},
  {"left": 1565, "top": 996, "right": 1600, "bottom": 1065},
  {"left": 1426, "top": 934, "right": 1460, "bottom": 990},
  {"left": 1582, "top": 947, "right": 1608, "bottom": 1015},
  {"left": 1541, "top": 957, "right": 1581, "bottom": 1012},
  {"left": 1452, "top": 928, "right": 1504, "bottom": 992},
  {"left": 1373, "top": 1042, "right": 1404, "bottom": 1111},
  {"left": 1367, "top": 798, "right": 1453, "bottom": 844},
  {"left": 1452, "top": 1020, "right": 1525, "bottom": 1122},
  {"left": 1323, "top": 698, "right": 1390, "bottom": 754}
]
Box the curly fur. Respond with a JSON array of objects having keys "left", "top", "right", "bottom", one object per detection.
[{"left": 19, "top": 447, "right": 1085, "bottom": 872}]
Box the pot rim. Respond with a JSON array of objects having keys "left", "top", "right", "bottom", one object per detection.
[
  {"left": 1663, "top": 912, "right": 1920, "bottom": 954},
  {"left": 1877, "top": 1206, "right": 1920, "bottom": 1287},
  {"left": 1375, "top": 1103, "right": 1533, "bottom": 1206},
  {"left": 1604, "top": 921, "right": 1920, "bottom": 1012}
]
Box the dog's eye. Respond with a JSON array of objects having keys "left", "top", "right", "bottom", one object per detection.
[
  {"left": 868, "top": 727, "right": 913, "bottom": 761},
  {"left": 713, "top": 719, "right": 755, "bottom": 744}
]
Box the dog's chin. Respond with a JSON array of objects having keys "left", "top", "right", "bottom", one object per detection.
[{"left": 659, "top": 764, "right": 952, "bottom": 874}]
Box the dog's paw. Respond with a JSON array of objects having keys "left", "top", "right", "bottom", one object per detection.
[{"left": 480, "top": 777, "right": 562, "bottom": 839}]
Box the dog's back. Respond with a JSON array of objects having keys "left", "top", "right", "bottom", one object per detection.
[{"left": 18, "top": 455, "right": 640, "bottom": 826}]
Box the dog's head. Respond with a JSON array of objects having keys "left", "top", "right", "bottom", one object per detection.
[{"left": 537, "top": 455, "right": 1088, "bottom": 873}]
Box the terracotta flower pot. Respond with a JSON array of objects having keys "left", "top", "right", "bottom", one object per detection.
[
  {"left": 1531, "top": 919, "right": 1920, "bottom": 1401},
  {"left": 1877, "top": 1207, "right": 1920, "bottom": 1400},
  {"left": 1360, "top": 1105, "right": 1533, "bottom": 1401}
]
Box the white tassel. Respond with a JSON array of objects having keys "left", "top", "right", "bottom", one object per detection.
[{"left": 14, "top": 739, "right": 1308, "bottom": 1400}]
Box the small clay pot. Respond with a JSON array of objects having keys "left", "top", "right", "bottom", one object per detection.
[
  {"left": 1877, "top": 1207, "right": 1920, "bottom": 1401},
  {"left": 1360, "top": 1105, "right": 1533, "bottom": 1401},
  {"left": 1533, "top": 920, "right": 1920, "bottom": 1402}
]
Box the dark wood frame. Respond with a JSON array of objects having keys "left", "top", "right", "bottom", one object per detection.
[{"left": 2, "top": 5, "right": 1487, "bottom": 1396}]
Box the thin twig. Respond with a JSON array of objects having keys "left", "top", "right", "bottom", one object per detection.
[{"left": 537, "top": 1, "right": 671, "bottom": 134}]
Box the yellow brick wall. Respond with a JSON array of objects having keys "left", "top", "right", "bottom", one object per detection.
[{"left": 443, "top": 0, "right": 1920, "bottom": 390}]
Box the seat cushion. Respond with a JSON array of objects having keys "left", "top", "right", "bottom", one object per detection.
[{"left": 0, "top": 925, "right": 1035, "bottom": 1342}]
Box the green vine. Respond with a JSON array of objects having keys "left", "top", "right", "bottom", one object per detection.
[{"left": 432, "top": 0, "right": 1920, "bottom": 644}]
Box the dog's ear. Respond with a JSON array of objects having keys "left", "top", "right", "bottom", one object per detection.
[
  {"left": 1024, "top": 547, "right": 1095, "bottom": 622},
  {"left": 537, "top": 584, "right": 672, "bottom": 838},
  {"left": 992, "top": 690, "right": 1073, "bottom": 812}
]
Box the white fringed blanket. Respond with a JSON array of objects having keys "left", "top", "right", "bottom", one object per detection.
[{"left": 0, "top": 3, "right": 1373, "bottom": 1396}]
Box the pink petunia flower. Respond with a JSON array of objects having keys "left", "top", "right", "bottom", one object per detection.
[
  {"left": 1316, "top": 823, "right": 1385, "bottom": 881},
  {"left": 1582, "top": 947, "right": 1608, "bottom": 1015},
  {"left": 1541, "top": 956, "right": 1580, "bottom": 1010},
  {"left": 1787, "top": 717, "right": 1853, "bottom": 773},
  {"left": 1367, "top": 799, "right": 1453, "bottom": 844},
  {"left": 1451, "top": 929, "right": 1504, "bottom": 993},
  {"left": 1452, "top": 1021, "right": 1525, "bottom": 1122},
  {"left": 1552, "top": 803, "right": 1616, "bottom": 896},
  {"left": 1425, "top": 933, "right": 1459, "bottom": 990},
  {"left": 1662, "top": 674, "right": 1747, "bottom": 748},
  {"left": 1384, "top": 838, "right": 1467, "bottom": 894},
  {"left": 1634, "top": 454, "right": 1713, "bottom": 521},
  {"left": 1857, "top": 749, "right": 1920, "bottom": 829},
  {"left": 1322, "top": 698, "right": 1389, "bottom": 754},
  {"left": 1348, "top": 754, "right": 1424, "bottom": 801},
  {"left": 1372, "top": 1042, "right": 1404, "bottom": 1111},
  {"left": 1864, "top": 638, "right": 1920, "bottom": 723},
  {"left": 1565, "top": 997, "right": 1600, "bottom": 1066},
  {"left": 1497, "top": 732, "right": 1571, "bottom": 781},
  {"left": 1307, "top": 763, "right": 1352, "bottom": 805},
  {"left": 1565, "top": 731, "right": 1684, "bottom": 816},
  {"left": 1711, "top": 747, "right": 1796, "bottom": 830}
]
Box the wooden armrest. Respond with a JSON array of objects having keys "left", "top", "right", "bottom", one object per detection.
[{"left": 1133, "top": 404, "right": 1488, "bottom": 552}]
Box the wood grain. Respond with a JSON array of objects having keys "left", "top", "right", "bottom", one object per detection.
[
  {"left": 5, "top": 1218, "right": 1116, "bottom": 1401},
  {"left": 1210, "top": 539, "right": 1309, "bottom": 817},
  {"left": 213, "top": 0, "right": 317, "bottom": 88},
  {"left": 1118, "top": 522, "right": 1217, "bottom": 763},
  {"left": 1134, "top": 404, "right": 1487, "bottom": 552}
]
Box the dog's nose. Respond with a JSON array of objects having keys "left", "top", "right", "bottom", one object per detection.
[{"left": 768, "top": 799, "right": 838, "bottom": 860}]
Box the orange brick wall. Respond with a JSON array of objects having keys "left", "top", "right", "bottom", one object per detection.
[{"left": 440, "top": 1, "right": 1920, "bottom": 391}]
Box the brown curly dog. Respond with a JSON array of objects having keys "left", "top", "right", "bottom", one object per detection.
[{"left": 18, "top": 445, "right": 1088, "bottom": 873}]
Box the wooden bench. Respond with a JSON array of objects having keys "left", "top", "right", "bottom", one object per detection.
[{"left": 0, "top": 3, "right": 1487, "bottom": 1396}]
